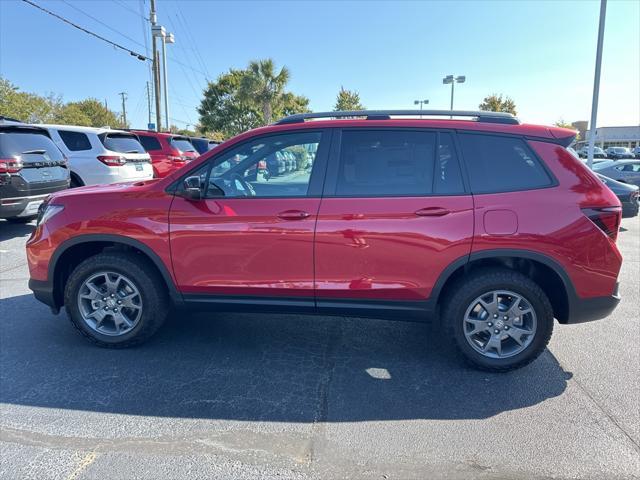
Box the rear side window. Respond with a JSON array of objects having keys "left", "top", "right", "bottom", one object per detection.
[
  {"left": 170, "top": 137, "right": 196, "bottom": 153},
  {"left": 0, "top": 129, "right": 64, "bottom": 160},
  {"left": 458, "top": 134, "right": 552, "bottom": 193},
  {"left": 335, "top": 130, "right": 465, "bottom": 196},
  {"left": 100, "top": 133, "right": 145, "bottom": 153},
  {"left": 58, "top": 130, "right": 92, "bottom": 151},
  {"left": 138, "top": 135, "right": 162, "bottom": 151}
]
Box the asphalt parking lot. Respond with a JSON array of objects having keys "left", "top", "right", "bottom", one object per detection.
[{"left": 1, "top": 218, "right": 639, "bottom": 480}]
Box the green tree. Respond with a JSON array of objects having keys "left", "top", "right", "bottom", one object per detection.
[
  {"left": 478, "top": 94, "right": 517, "bottom": 115},
  {"left": 238, "top": 59, "right": 290, "bottom": 125},
  {"left": 57, "top": 99, "right": 123, "bottom": 128},
  {"left": 198, "top": 63, "right": 309, "bottom": 139},
  {"left": 0, "top": 77, "right": 60, "bottom": 123},
  {"left": 334, "top": 86, "right": 364, "bottom": 111},
  {"left": 198, "top": 69, "right": 262, "bottom": 139}
]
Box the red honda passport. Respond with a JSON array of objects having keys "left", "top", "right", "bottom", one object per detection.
[{"left": 26, "top": 111, "right": 623, "bottom": 371}]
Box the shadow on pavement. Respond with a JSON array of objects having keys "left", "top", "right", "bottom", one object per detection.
[
  {"left": 0, "top": 293, "right": 571, "bottom": 422},
  {"left": 0, "top": 220, "right": 35, "bottom": 242}
]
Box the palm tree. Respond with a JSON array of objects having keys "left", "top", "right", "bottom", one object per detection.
[{"left": 239, "top": 59, "right": 290, "bottom": 125}]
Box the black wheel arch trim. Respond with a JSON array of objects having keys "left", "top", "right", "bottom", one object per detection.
[{"left": 47, "top": 234, "right": 182, "bottom": 306}]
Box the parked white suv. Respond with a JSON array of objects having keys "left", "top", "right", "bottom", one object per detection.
[{"left": 39, "top": 125, "right": 153, "bottom": 186}]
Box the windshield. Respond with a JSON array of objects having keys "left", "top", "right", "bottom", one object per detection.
[
  {"left": 101, "top": 134, "right": 146, "bottom": 153},
  {"left": 613, "top": 147, "right": 629, "bottom": 153},
  {"left": 170, "top": 137, "right": 196, "bottom": 153}
]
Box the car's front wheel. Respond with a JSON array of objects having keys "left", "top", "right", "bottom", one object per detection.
[
  {"left": 443, "top": 269, "right": 554, "bottom": 372},
  {"left": 64, "top": 252, "right": 168, "bottom": 347}
]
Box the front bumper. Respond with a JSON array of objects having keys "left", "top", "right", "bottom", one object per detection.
[{"left": 565, "top": 283, "right": 621, "bottom": 324}]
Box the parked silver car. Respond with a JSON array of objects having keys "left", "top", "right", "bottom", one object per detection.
[{"left": 593, "top": 160, "right": 640, "bottom": 187}]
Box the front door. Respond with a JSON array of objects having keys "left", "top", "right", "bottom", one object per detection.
[
  {"left": 314, "top": 129, "right": 474, "bottom": 311},
  {"left": 169, "top": 130, "right": 329, "bottom": 303}
]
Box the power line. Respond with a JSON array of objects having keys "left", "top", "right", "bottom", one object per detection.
[
  {"left": 20, "top": 0, "right": 150, "bottom": 62},
  {"left": 111, "top": 0, "right": 148, "bottom": 21},
  {"left": 61, "top": 0, "right": 146, "bottom": 52}
]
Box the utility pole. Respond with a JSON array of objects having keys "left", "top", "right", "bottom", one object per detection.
[
  {"left": 146, "top": 81, "right": 152, "bottom": 126},
  {"left": 150, "top": 0, "right": 162, "bottom": 131},
  {"left": 587, "top": 0, "right": 607, "bottom": 169},
  {"left": 119, "top": 92, "right": 128, "bottom": 127}
]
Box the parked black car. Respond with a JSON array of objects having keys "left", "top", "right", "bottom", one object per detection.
[
  {"left": 577, "top": 146, "right": 607, "bottom": 159},
  {"left": 189, "top": 137, "right": 220, "bottom": 155},
  {"left": 0, "top": 124, "right": 70, "bottom": 222},
  {"left": 604, "top": 147, "right": 634, "bottom": 160},
  {"left": 597, "top": 173, "right": 639, "bottom": 218}
]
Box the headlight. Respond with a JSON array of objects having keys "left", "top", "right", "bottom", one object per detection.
[{"left": 36, "top": 204, "right": 64, "bottom": 227}]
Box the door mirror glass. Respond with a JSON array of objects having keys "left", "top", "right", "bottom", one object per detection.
[{"left": 182, "top": 176, "right": 202, "bottom": 201}]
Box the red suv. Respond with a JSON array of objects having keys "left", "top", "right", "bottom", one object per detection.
[
  {"left": 132, "top": 130, "right": 198, "bottom": 178},
  {"left": 27, "top": 110, "right": 623, "bottom": 371}
]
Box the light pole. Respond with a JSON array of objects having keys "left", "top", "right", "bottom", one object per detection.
[
  {"left": 149, "top": 0, "right": 162, "bottom": 131},
  {"left": 587, "top": 0, "right": 607, "bottom": 169},
  {"left": 442, "top": 75, "right": 466, "bottom": 112},
  {"left": 413, "top": 99, "right": 429, "bottom": 110}
]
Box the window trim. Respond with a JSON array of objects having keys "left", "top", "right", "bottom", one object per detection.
[
  {"left": 169, "top": 129, "right": 332, "bottom": 200},
  {"left": 456, "top": 130, "right": 559, "bottom": 195},
  {"left": 322, "top": 127, "right": 471, "bottom": 198}
]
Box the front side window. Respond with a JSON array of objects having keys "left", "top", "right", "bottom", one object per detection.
[
  {"left": 335, "top": 130, "right": 465, "bottom": 196},
  {"left": 185, "top": 132, "right": 322, "bottom": 199},
  {"left": 58, "top": 130, "right": 92, "bottom": 152},
  {"left": 458, "top": 133, "right": 552, "bottom": 193}
]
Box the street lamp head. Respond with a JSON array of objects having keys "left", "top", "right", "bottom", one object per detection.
[
  {"left": 456, "top": 75, "right": 466, "bottom": 83},
  {"left": 443, "top": 75, "right": 454, "bottom": 84},
  {"left": 151, "top": 24, "right": 166, "bottom": 38},
  {"left": 165, "top": 32, "right": 175, "bottom": 44},
  {"left": 423, "top": 99, "right": 429, "bottom": 104},
  {"left": 414, "top": 100, "right": 420, "bottom": 105}
]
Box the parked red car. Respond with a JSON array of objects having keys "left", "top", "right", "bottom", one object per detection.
[
  {"left": 27, "top": 110, "right": 623, "bottom": 371},
  {"left": 131, "top": 130, "right": 198, "bottom": 178}
]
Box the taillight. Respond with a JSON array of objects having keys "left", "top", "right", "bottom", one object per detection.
[
  {"left": 97, "top": 155, "right": 127, "bottom": 166},
  {"left": 258, "top": 160, "right": 267, "bottom": 169},
  {"left": 0, "top": 157, "right": 23, "bottom": 174},
  {"left": 582, "top": 207, "right": 622, "bottom": 242}
]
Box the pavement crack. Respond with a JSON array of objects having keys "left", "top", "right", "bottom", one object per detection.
[{"left": 569, "top": 370, "right": 640, "bottom": 454}]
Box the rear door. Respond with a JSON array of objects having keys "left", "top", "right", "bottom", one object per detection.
[
  {"left": 314, "top": 128, "right": 474, "bottom": 311},
  {"left": 169, "top": 129, "right": 330, "bottom": 302}
]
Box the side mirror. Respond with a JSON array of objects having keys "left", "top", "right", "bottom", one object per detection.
[{"left": 181, "top": 176, "right": 202, "bottom": 201}]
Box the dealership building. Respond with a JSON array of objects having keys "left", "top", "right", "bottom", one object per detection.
[{"left": 572, "top": 122, "right": 640, "bottom": 149}]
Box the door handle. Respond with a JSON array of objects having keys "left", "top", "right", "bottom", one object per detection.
[
  {"left": 277, "top": 210, "right": 311, "bottom": 220},
  {"left": 415, "top": 207, "right": 451, "bottom": 217}
]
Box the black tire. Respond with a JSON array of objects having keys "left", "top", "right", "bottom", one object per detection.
[
  {"left": 64, "top": 252, "right": 169, "bottom": 348},
  {"left": 6, "top": 215, "right": 37, "bottom": 223},
  {"left": 442, "top": 268, "right": 554, "bottom": 372}
]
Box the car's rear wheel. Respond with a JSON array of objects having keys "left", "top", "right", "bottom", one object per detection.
[
  {"left": 64, "top": 252, "right": 168, "bottom": 347},
  {"left": 442, "top": 269, "right": 554, "bottom": 372}
]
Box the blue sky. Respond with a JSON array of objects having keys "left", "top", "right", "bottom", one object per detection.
[{"left": 1, "top": 0, "right": 638, "bottom": 130}]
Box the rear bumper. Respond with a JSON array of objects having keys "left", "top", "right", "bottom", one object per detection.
[
  {"left": 566, "top": 283, "right": 621, "bottom": 324},
  {"left": 1, "top": 193, "right": 51, "bottom": 218}
]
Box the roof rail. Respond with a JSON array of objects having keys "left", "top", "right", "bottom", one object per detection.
[{"left": 275, "top": 109, "right": 520, "bottom": 125}]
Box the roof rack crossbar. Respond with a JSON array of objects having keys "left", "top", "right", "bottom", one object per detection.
[{"left": 275, "top": 109, "right": 520, "bottom": 125}]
